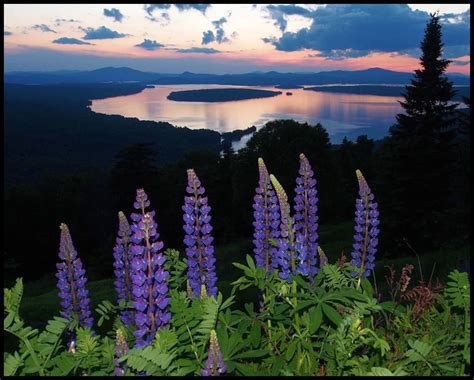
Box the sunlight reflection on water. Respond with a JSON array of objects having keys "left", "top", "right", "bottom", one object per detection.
[{"left": 90, "top": 84, "right": 404, "bottom": 145}]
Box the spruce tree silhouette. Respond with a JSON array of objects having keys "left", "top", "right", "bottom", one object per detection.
[{"left": 377, "top": 12, "right": 458, "bottom": 250}]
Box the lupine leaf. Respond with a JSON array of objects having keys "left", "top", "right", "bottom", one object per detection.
[
  {"left": 322, "top": 303, "right": 342, "bottom": 326},
  {"left": 309, "top": 304, "right": 323, "bottom": 334}
]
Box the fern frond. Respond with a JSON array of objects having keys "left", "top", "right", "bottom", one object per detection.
[
  {"left": 322, "top": 264, "right": 349, "bottom": 289},
  {"left": 4, "top": 351, "right": 24, "bottom": 376},
  {"left": 4, "top": 278, "right": 24, "bottom": 315}
]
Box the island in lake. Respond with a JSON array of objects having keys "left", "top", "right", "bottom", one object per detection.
[
  {"left": 304, "top": 84, "right": 470, "bottom": 100},
  {"left": 167, "top": 88, "right": 282, "bottom": 102},
  {"left": 274, "top": 84, "right": 304, "bottom": 89}
]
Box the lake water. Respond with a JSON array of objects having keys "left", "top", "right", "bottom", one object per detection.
[{"left": 90, "top": 84, "right": 404, "bottom": 146}]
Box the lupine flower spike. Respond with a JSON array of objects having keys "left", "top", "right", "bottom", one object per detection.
[
  {"left": 252, "top": 158, "right": 280, "bottom": 273},
  {"left": 114, "top": 328, "right": 129, "bottom": 376},
  {"left": 201, "top": 330, "right": 227, "bottom": 376},
  {"left": 130, "top": 189, "right": 170, "bottom": 348},
  {"left": 183, "top": 169, "right": 218, "bottom": 297},
  {"left": 113, "top": 211, "right": 134, "bottom": 326},
  {"left": 350, "top": 170, "right": 380, "bottom": 280},
  {"left": 293, "top": 153, "right": 319, "bottom": 281},
  {"left": 270, "top": 174, "right": 295, "bottom": 282},
  {"left": 56, "top": 223, "right": 94, "bottom": 329}
]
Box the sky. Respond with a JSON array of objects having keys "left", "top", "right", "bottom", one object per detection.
[{"left": 3, "top": 4, "right": 471, "bottom": 74}]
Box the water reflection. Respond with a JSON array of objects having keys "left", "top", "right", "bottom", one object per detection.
[{"left": 90, "top": 84, "right": 404, "bottom": 144}]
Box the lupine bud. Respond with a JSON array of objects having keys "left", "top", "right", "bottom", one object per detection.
[
  {"left": 113, "top": 211, "right": 134, "bottom": 326},
  {"left": 200, "top": 283, "right": 208, "bottom": 299},
  {"left": 293, "top": 153, "right": 319, "bottom": 281},
  {"left": 270, "top": 174, "right": 295, "bottom": 282},
  {"left": 350, "top": 170, "right": 380, "bottom": 278},
  {"left": 130, "top": 189, "right": 170, "bottom": 348},
  {"left": 186, "top": 279, "right": 193, "bottom": 298},
  {"left": 201, "top": 330, "right": 226, "bottom": 376},
  {"left": 56, "top": 223, "right": 93, "bottom": 329},
  {"left": 114, "top": 329, "right": 129, "bottom": 376},
  {"left": 252, "top": 158, "right": 280, "bottom": 273},
  {"left": 68, "top": 339, "right": 76, "bottom": 354},
  {"left": 183, "top": 169, "right": 218, "bottom": 297}
]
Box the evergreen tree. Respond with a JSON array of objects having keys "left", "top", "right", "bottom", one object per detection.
[{"left": 378, "top": 12, "right": 458, "bottom": 250}]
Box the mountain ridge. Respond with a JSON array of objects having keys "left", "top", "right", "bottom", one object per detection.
[{"left": 4, "top": 66, "right": 470, "bottom": 86}]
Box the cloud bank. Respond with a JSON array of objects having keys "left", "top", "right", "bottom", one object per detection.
[
  {"left": 32, "top": 24, "right": 57, "bottom": 33},
  {"left": 82, "top": 26, "right": 128, "bottom": 40},
  {"left": 52, "top": 37, "right": 93, "bottom": 45},
  {"left": 103, "top": 8, "right": 124, "bottom": 23},
  {"left": 264, "top": 5, "right": 470, "bottom": 59},
  {"left": 177, "top": 47, "right": 220, "bottom": 54},
  {"left": 135, "top": 39, "right": 165, "bottom": 51}
]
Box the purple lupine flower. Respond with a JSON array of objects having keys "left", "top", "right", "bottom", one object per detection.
[
  {"left": 252, "top": 158, "right": 280, "bottom": 273},
  {"left": 114, "top": 328, "right": 129, "bottom": 376},
  {"left": 113, "top": 211, "right": 134, "bottom": 326},
  {"left": 295, "top": 233, "right": 309, "bottom": 276},
  {"left": 130, "top": 189, "right": 170, "bottom": 348},
  {"left": 201, "top": 330, "right": 226, "bottom": 376},
  {"left": 56, "top": 223, "right": 94, "bottom": 330},
  {"left": 350, "top": 170, "right": 380, "bottom": 278},
  {"left": 270, "top": 174, "right": 296, "bottom": 282},
  {"left": 183, "top": 169, "right": 217, "bottom": 298},
  {"left": 293, "top": 153, "right": 319, "bottom": 281}
]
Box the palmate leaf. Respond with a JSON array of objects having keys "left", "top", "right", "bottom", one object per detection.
[
  {"left": 309, "top": 304, "right": 323, "bottom": 334},
  {"left": 321, "top": 303, "right": 342, "bottom": 326},
  {"left": 216, "top": 325, "right": 245, "bottom": 360},
  {"left": 247, "top": 321, "right": 261, "bottom": 348},
  {"left": 406, "top": 339, "right": 433, "bottom": 365},
  {"left": 233, "top": 349, "right": 269, "bottom": 360},
  {"left": 234, "top": 362, "right": 261, "bottom": 376}
]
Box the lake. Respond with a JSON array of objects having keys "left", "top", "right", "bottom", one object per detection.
[{"left": 90, "top": 84, "right": 404, "bottom": 147}]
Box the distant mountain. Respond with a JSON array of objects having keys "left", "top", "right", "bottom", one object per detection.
[{"left": 4, "top": 66, "right": 470, "bottom": 85}]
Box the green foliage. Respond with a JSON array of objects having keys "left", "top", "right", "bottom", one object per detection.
[
  {"left": 445, "top": 270, "right": 470, "bottom": 310},
  {"left": 4, "top": 253, "right": 470, "bottom": 376}
]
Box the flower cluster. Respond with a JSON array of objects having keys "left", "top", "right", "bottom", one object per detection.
[
  {"left": 56, "top": 223, "right": 94, "bottom": 329},
  {"left": 113, "top": 211, "right": 134, "bottom": 326},
  {"left": 350, "top": 170, "right": 380, "bottom": 278},
  {"left": 252, "top": 158, "right": 280, "bottom": 273},
  {"left": 130, "top": 189, "right": 170, "bottom": 348},
  {"left": 114, "top": 329, "right": 129, "bottom": 376},
  {"left": 183, "top": 169, "right": 217, "bottom": 297},
  {"left": 270, "top": 174, "right": 295, "bottom": 282},
  {"left": 293, "top": 153, "right": 319, "bottom": 281},
  {"left": 201, "top": 330, "right": 227, "bottom": 376}
]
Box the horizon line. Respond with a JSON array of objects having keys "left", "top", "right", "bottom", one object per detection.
[{"left": 3, "top": 66, "right": 470, "bottom": 76}]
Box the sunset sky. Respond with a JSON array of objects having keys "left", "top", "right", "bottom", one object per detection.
[{"left": 4, "top": 4, "right": 471, "bottom": 74}]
